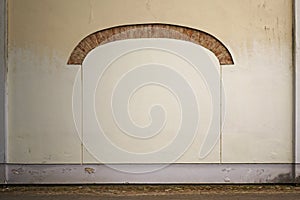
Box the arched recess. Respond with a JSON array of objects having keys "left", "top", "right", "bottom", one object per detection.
[{"left": 67, "top": 24, "right": 234, "bottom": 65}]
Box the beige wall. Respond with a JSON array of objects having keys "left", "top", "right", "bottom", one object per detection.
[{"left": 7, "top": 0, "right": 293, "bottom": 163}]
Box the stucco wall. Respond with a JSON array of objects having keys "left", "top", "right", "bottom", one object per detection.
[{"left": 7, "top": 0, "right": 293, "bottom": 163}]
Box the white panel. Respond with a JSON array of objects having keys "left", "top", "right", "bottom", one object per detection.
[
  {"left": 79, "top": 39, "right": 221, "bottom": 167},
  {"left": 222, "top": 65, "right": 292, "bottom": 162}
]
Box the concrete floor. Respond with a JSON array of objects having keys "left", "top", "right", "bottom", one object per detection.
[{"left": 1, "top": 185, "right": 300, "bottom": 200}]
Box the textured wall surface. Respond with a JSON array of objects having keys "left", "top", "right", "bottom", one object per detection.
[{"left": 7, "top": 0, "right": 293, "bottom": 164}]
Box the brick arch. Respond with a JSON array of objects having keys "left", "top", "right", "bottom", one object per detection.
[{"left": 67, "top": 24, "right": 234, "bottom": 65}]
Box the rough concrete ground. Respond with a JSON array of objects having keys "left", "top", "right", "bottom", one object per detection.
[{"left": 1, "top": 185, "right": 300, "bottom": 199}]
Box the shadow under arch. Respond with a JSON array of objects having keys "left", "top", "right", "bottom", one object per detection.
[{"left": 67, "top": 23, "right": 234, "bottom": 65}]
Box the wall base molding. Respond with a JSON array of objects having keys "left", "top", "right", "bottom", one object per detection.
[{"left": 0, "top": 163, "right": 298, "bottom": 184}]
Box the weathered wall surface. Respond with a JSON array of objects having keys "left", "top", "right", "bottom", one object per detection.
[
  {"left": 295, "top": 0, "right": 300, "bottom": 179},
  {"left": 7, "top": 0, "right": 292, "bottom": 163},
  {"left": 0, "top": 0, "right": 6, "bottom": 167}
]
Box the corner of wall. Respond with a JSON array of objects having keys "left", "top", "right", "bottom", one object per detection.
[{"left": 0, "top": 0, "right": 7, "bottom": 184}]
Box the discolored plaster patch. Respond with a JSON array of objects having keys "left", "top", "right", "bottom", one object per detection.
[{"left": 267, "top": 173, "right": 294, "bottom": 183}]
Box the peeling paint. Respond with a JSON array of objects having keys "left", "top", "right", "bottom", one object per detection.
[
  {"left": 224, "top": 177, "right": 231, "bottom": 182},
  {"left": 84, "top": 167, "right": 95, "bottom": 174},
  {"left": 28, "top": 170, "right": 39, "bottom": 175},
  {"left": 11, "top": 168, "right": 24, "bottom": 175},
  {"left": 62, "top": 168, "right": 73, "bottom": 173},
  {"left": 222, "top": 168, "right": 233, "bottom": 172},
  {"left": 256, "top": 169, "right": 265, "bottom": 175}
]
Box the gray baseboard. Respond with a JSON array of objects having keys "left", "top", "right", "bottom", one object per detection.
[
  {"left": 296, "top": 163, "right": 300, "bottom": 183},
  {"left": 1, "top": 163, "right": 296, "bottom": 184},
  {"left": 0, "top": 164, "right": 5, "bottom": 184}
]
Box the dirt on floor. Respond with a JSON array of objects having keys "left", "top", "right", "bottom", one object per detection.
[{"left": 1, "top": 185, "right": 300, "bottom": 196}]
